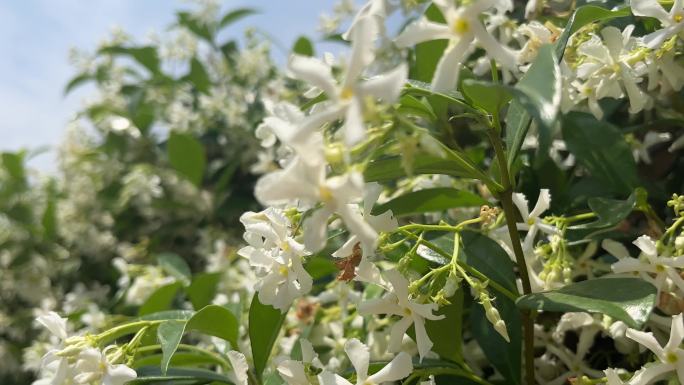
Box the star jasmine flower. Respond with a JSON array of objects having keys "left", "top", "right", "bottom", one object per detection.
[
  {"left": 318, "top": 338, "right": 413, "bottom": 385},
  {"left": 633, "top": 131, "right": 672, "bottom": 164},
  {"left": 277, "top": 340, "right": 324, "bottom": 385},
  {"left": 37, "top": 312, "right": 68, "bottom": 341},
  {"left": 394, "top": 0, "right": 517, "bottom": 92},
  {"left": 73, "top": 348, "right": 137, "bottom": 385},
  {"left": 289, "top": 15, "right": 407, "bottom": 146},
  {"left": 631, "top": 0, "right": 684, "bottom": 48},
  {"left": 512, "top": 189, "right": 558, "bottom": 252},
  {"left": 575, "top": 26, "right": 649, "bottom": 116},
  {"left": 255, "top": 157, "right": 378, "bottom": 253},
  {"left": 358, "top": 269, "right": 444, "bottom": 359},
  {"left": 625, "top": 313, "right": 684, "bottom": 384},
  {"left": 604, "top": 368, "right": 628, "bottom": 384},
  {"left": 332, "top": 182, "right": 397, "bottom": 260},
  {"left": 610, "top": 235, "right": 684, "bottom": 295}
]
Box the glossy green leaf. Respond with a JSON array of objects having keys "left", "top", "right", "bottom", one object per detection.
[
  {"left": 139, "top": 310, "right": 194, "bottom": 321},
  {"left": 562, "top": 112, "right": 639, "bottom": 195},
  {"left": 292, "top": 36, "right": 314, "bottom": 56},
  {"left": 157, "top": 253, "right": 192, "bottom": 286},
  {"left": 461, "top": 79, "right": 512, "bottom": 116},
  {"left": 177, "top": 11, "right": 213, "bottom": 43},
  {"left": 64, "top": 73, "right": 93, "bottom": 95},
  {"left": 426, "top": 288, "right": 464, "bottom": 363},
  {"left": 516, "top": 277, "right": 657, "bottom": 328},
  {"left": 188, "top": 57, "right": 210, "bottom": 93},
  {"left": 505, "top": 44, "right": 561, "bottom": 169},
  {"left": 372, "top": 188, "right": 487, "bottom": 217},
  {"left": 100, "top": 46, "right": 161, "bottom": 75},
  {"left": 461, "top": 231, "right": 521, "bottom": 384},
  {"left": 220, "top": 8, "right": 258, "bottom": 29},
  {"left": 167, "top": 132, "right": 206, "bottom": 187},
  {"left": 568, "top": 192, "right": 637, "bottom": 240},
  {"left": 249, "top": 294, "right": 287, "bottom": 380},
  {"left": 187, "top": 272, "right": 222, "bottom": 309},
  {"left": 138, "top": 282, "right": 183, "bottom": 316},
  {"left": 157, "top": 320, "right": 186, "bottom": 375},
  {"left": 186, "top": 305, "right": 239, "bottom": 348},
  {"left": 398, "top": 94, "right": 437, "bottom": 121},
  {"left": 132, "top": 366, "right": 233, "bottom": 384},
  {"left": 2, "top": 152, "right": 26, "bottom": 182}
]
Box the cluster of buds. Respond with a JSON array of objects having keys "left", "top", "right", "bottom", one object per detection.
[{"left": 471, "top": 279, "right": 509, "bottom": 342}]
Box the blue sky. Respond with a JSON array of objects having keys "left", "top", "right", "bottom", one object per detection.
[{"left": 0, "top": 0, "right": 338, "bottom": 170}]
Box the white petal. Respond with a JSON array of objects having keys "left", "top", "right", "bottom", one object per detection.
[
  {"left": 367, "top": 351, "right": 414, "bottom": 383},
  {"left": 303, "top": 208, "right": 333, "bottom": 252},
  {"left": 358, "top": 63, "right": 408, "bottom": 103},
  {"left": 343, "top": 16, "right": 379, "bottom": 87},
  {"left": 289, "top": 55, "right": 338, "bottom": 98},
  {"left": 318, "top": 371, "right": 353, "bottom": 385},
  {"left": 413, "top": 315, "right": 433, "bottom": 360},
  {"left": 388, "top": 316, "right": 414, "bottom": 352},
  {"left": 512, "top": 192, "right": 531, "bottom": 219},
  {"left": 384, "top": 269, "right": 410, "bottom": 302},
  {"left": 600, "top": 26, "right": 624, "bottom": 59},
  {"left": 643, "top": 25, "right": 679, "bottom": 49},
  {"left": 36, "top": 312, "right": 68, "bottom": 340},
  {"left": 277, "top": 360, "right": 309, "bottom": 385},
  {"left": 631, "top": 0, "right": 670, "bottom": 22},
  {"left": 633, "top": 235, "right": 658, "bottom": 258},
  {"left": 344, "top": 339, "right": 370, "bottom": 380},
  {"left": 343, "top": 98, "right": 365, "bottom": 146},
  {"left": 666, "top": 314, "right": 684, "bottom": 352},
  {"left": 337, "top": 204, "right": 378, "bottom": 252},
  {"left": 104, "top": 364, "right": 138, "bottom": 385},
  {"left": 395, "top": 19, "right": 452, "bottom": 48},
  {"left": 471, "top": 19, "right": 517, "bottom": 69},
  {"left": 529, "top": 189, "right": 551, "bottom": 219},
  {"left": 431, "top": 39, "right": 471, "bottom": 93},
  {"left": 628, "top": 362, "right": 674, "bottom": 385},
  {"left": 602, "top": 239, "right": 631, "bottom": 260},
  {"left": 254, "top": 158, "right": 323, "bottom": 206},
  {"left": 332, "top": 235, "right": 358, "bottom": 259},
  {"left": 625, "top": 329, "right": 665, "bottom": 360}
]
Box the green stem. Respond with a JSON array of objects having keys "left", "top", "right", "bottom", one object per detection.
[
  {"left": 402, "top": 367, "right": 493, "bottom": 385},
  {"left": 488, "top": 128, "right": 535, "bottom": 385},
  {"left": 400, "top": 230, "right": 519, "bottom": 302},
  {"left": 96, "top": 320, "right": 163, "bottom": 346}
]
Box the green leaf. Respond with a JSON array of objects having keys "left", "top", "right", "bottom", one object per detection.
[
  {"left": 249, "top": 294, "right": 287, "bottom": 380},
  {"left": 568, "top": 193, "right": 637, "bottom": 240},
  {"left": 139, "top": 310, "right": 194, "bottom": 321},
  {"left": 64, "top": 73, "right": 93, "bottom": 95},
  {"left": 157, "top": 253, "right": 192, "bottom": 287},
  {"left": 177, "top": 11, "right": 213, "bottom": 43},
  {"left": 187, "top": 272, "right": 222, "bottom": 310},
  {"left": 461, "top": 79, "right": 512, "bottom": 116},
  {"left": 131, "top": 367, "right": 233, "bottom": 384},
  {"left": 461, "top": 231, "right": 521, "bottom": 384},
  {"left": 364, "top": 151, "right": 486, "bottom": 185},
  {"left": 516, "top": 277, "right": 657, "bottom": 328},
  {"left": 372, "top": 188, "right": 487, "bottom": 217},
  {"left": 426, "top": 289, "right": 464, "bottom": 363},
  {"left": 292, "top": 36, "right": 314, "bottom": 56},
  {"left": 2, "top": 152, "right": 26, "bottom": 182},
  {"left": 100, "top": 46, "right": 161, "bottom": 75},
  {"left": 186, "top": 305, "right": 239, "bottom": 348},
  {"left": 562, "top": 112, "right": 639, "bottom": 195},
  {"left": 220, "top": 8, "right": 258, "bottom": 29},
  {"left": 157, "top": 320, "right": 186, "bottom": 375},
  {"left": 138, "top": 282, "right": 183, "bottom": 316},
  {"left": 167, "top": 132, "right": 206, "bottom": 187},
  {"left": 188, "top": 57, "right": 210, "bottom": 93},
  {"left": 398, "top": 95, "right": 437, "bottom": 121},
  {"left": 505, "top": 44, "right": 561, "bottom": 169},
  {"left": 460, "top": 231, "right": 518, "bottom": 293},
  {"left": 42, "top": 190, "right": 57, "bottom": 240},
  {"left": 305, "top": 256, "right": 338, "bottom": 280}
]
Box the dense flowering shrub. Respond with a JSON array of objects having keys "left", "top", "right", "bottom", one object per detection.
[{"left": 9, "top": 0, "right": 684, "bottom": 384}]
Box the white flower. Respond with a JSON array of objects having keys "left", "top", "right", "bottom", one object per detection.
[
  {"left": 73, "top": 348, "right": 137, "bottom": 385},
  {"left": 37, "top": 312, "right": 68, "bottom": 341},
  {"left": 318, "top": 339, "right": 413, "bottom": 385},
  {"left": 358, "top": 269, "right": 444, "bottom": 359},
  {"left": 255, "top": 157, "right": 378, "bottom": 253},
  {"left": 512, "top": 189, "right": 558, "bottom": 252},
  {"left": 227, "top": 351, "right": 249, "bottom": 385},
  {"left": 633, "top": 132, "right": 672, "bottom": 164},
  {"left": 289, "top": 15, "right": 407, "bottom": 146},
  {"left": 332, "top": 182, "right": 397, "bottom": 259},
  {"left": 575, "top": 26, "right": 649, "bottom": 117},
  {"left": 395, "top": 0, "right": 516, "bottom": 92},
  {"left": 625, "top": 313, "right": 684, "bottom": 384},
  {"left": 631, "top": 0, "right": 684, "bottom": 48},
  {"left": 604, "top": 368, "right": 628, "bottom": 385},
  {"left": 610, "top": 235, "right": 684, "bottom": 295},
  {"left": 277, "top": 340, "right": 323, "bottom": 385}
]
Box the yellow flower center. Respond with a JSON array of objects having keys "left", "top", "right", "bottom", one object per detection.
[
  {"left": 527, "top": 218, "right": 536, "bottom": 226},
  {"left": 674, "top": 13, "right": 683, "bottom": 23},
  {"left": 667, "top": 351, "right": 678, "bottom": 363},
  {"left": 280, "top": 241, "right": 290, "bottom": 252},
  {"left": 452, "top": 17, "right": 470, "bottom": 35},
  {"left": 656, "top": 264, "right": 666, "bottom": 273},
  {"left": 403, "top": 307, "right": 412, "bottom": 316},
  {"left": 340, "top": 87, "right": 354, "bottom": 101},
  {"left": 279, "top": 266, "right": 289, "bottom": 276},
  {"left": 319, "top": 185, "right": 334, "bottom": 203}
]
